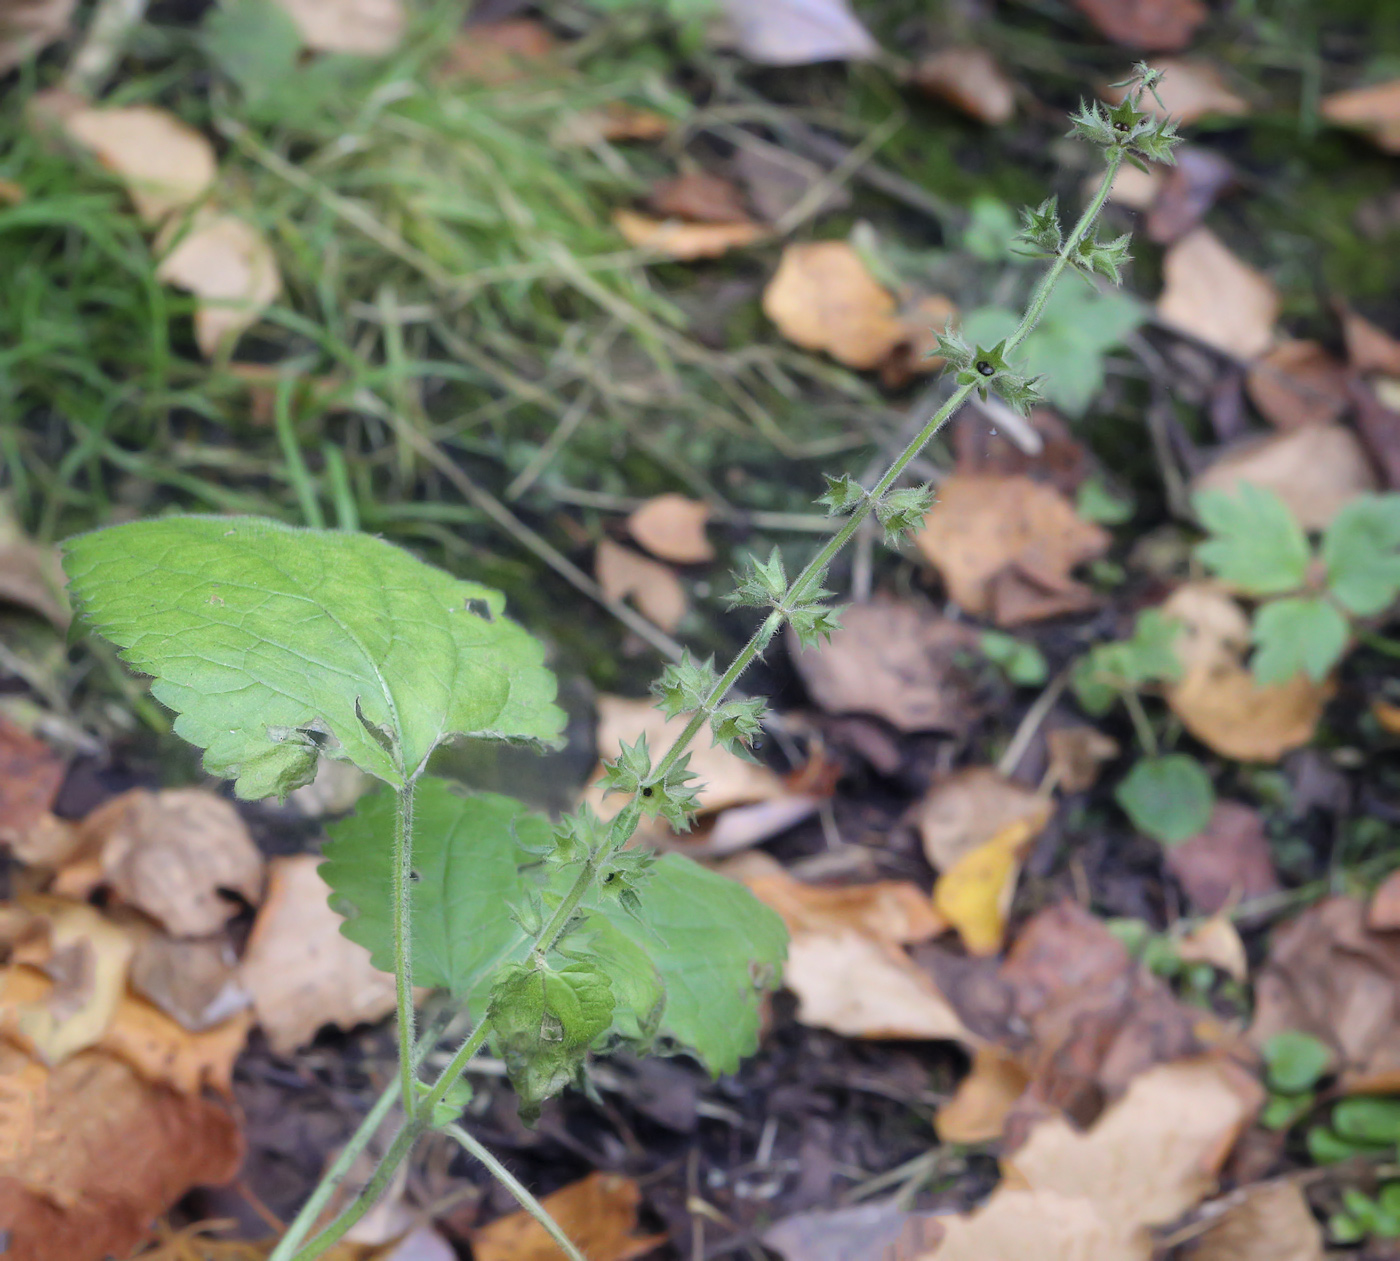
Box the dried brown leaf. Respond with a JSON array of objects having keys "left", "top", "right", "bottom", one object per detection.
[
  {"left": 0, "top": 499, "right": 69, "bottom": 627},
  {"left": 156, "top": 209, "right": 282, "bottom": 358},
  {"left": 626, "top": 493, "right": 715, "bottom": 563},
  {"left": 0, "top": 717, "right": 66, "bottom": 847},
  {"left": 916, "top": 767, "right": 1051, "bottom": 872},
  {"left": 470, "top": 1171, "right": 665, "bottom": 1261},
  {"left": 790, "top": 596, "right": 981, "bottom": 735},
  {"left": 1192, "top": 421, "right": 1376, "bottom": 530},
  {"left": 1244, "top": 339, "right": 1348, "bottom": 430},
  {"left": 1045, "top": 726, "right": 1119, "bottom": 794},
  {"left": 1156, "top": 228, "right": 1279, "bottom": 360},
  {"left": 595, "top": 538, "right": 688, "bottom": 633},
  {"left": 61, "top": 104, "right": 216, "bottom": 224},
  {"left": 239, "top": 854, "right": 397, "bottom": 1055},
  {"left": 129, "top": 928, "right": 249, "bottom": 1032},
  {"left": 1342, "top": 308, "right": 1400, "bottom": 375},
  {"left": 936, "top": 1043, "right": 1030, "bottom": 1145},
  {"left": 1173, "top": 914, "right": 1248, "bottom": 982},
  {"left": 1145, "top": 147, "right": 1235, "bottom": 245},
  {"left": 1352, "top": 376, "right": 1400, "bottom": 489},
  {"left": 741, "top": 865, "right": 944, "bottom": 945},
  {"left": 438, "top": 19, "right": 558, "bottom": 86},
  {"left": 1368, "top": 870, "right": 1400, "bottom": 930},
  {"left": 1164, "top": 800, "right": 1280, "bottom": 914},
  {"left": 647, "top": 172, "right": 750, "bottom": 224},
  {"left": 83, "top": 788, "right": 264, "bottom": 938},
  {"left": 762, "top": 241, "right": 907, "bottom": 370},
  {"left": 1071, "top": 0, "right": 1206, "bottom": 51},
  {"left": 0, "top": 0, "right": 75, "bottom": 73},
  {"left": 1322, "top": 79, "right": 1400, "bottom": 154},
  {"left": 273, "top": 0, "right": 403, "bottom": 55},
  {"left": 915, "top": 474, "right": 1109, "bottom": 626},
  {"left": 1107, "top": 59, "right": 1246, "bottom": 124},
  {"left": 764, "top": 1201, "right": 942, "bottom": 1261},
  {"left": 913, "top": 47, "right": 1015, "bottom": 125},
  {"left": 613, "top": 209, "right": 767, "bottom": 261},
  {"left": 1183, "top": 1179, "right": 1324, "bottom": 1261},
  {"left": 719, "top": 0, "right": 879, "bottom": 67}
]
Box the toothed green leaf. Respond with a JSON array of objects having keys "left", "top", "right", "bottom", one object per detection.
[
  {"left": 1251, "top": 596, "right": 1349, "bottom": 684},
  {"left": 1194, "top": 485, "right": 1310, "bottom": 597}
]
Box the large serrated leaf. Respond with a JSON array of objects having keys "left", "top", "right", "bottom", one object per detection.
[
  {"left": 321, "top": 778, "right": 549, "bottom": 1003},
  {"left": 588, "top": 854, "right": 786, "bottom": 1076},
  {"left": 1193, "top": 485, "right": 1309, "bottom": 597},
  {"left": 63, "top": 516, "right": 564, "bottom": 798}
]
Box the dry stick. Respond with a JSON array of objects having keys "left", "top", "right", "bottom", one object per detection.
[{"left": 287, "top": 138, "right": 1127, "bottom": 1261}]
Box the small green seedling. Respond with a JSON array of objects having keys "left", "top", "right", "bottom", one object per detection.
[
  {"left": 978, "top": 630, "right": 1049, "bottom": 687},
  {"left": 62, "top": 67, "right": 1180, "bottom": 1261},
  {"left": 1308, "top": 1096, "right": 1400, "bottom": 1165},
  {"left": 1114, "top": 752, "right": 1214, "bottom": 846},
  {"left": 1260, "top": 1030, "right": 1332, "bottom": 1130},
  {"left": 1105, "top": 917, "right": 1231, "bottom": 1004},
  {"left": 1194, "top": 485, "right": 1400, "bottom": 684},
  {"left": 1330, "top": 1184, "right": 1400, "bottom": 1244}
]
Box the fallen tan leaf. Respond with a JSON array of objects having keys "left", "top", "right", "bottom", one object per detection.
[
  {"left": 128, "top": 928, "right": 249, "bottom": 1032},
  {"left": 1193, "top": 422, "right": 1377, "bottom": 530},
  {"left": 936, "top": 1043, "right": 1030, "bottom": 1144},
  {"left": 1145, "top": 147, "right": 1235, "bottom": 245},
  {"left": 62, "top": 104, "right": 216, "bottom": 224},
  {"left": 156, "top": 209, "right": 282, "bottom": 358},
  {"left": 765, "top": 1200, "right": 942, "bottom": 1261},
  {"left": 100, "top": 993, "right": 250, "bottom": 1097},
  {"left": 0, "top": 0, "right": 75, "bottom": 73},
  {"left": 1322, "top": 79, "right": 1400, "bottom": 154},
  {"left": 762, "top": 240, "right": 907, "bottom": 370},
  {"left": 1105, "top": 162, "right": 1165, "bottom": 210},
  {"left": 586, "top": 695, "right": 787, "bottom": 819},
  {"left": 1156, "top": 228, "right": 1278, "bottom": 360},
  {"left": 924, "top": 1185, "right": 1144, "bottom": 1261},
  {"left": 595, "top": 538, "right": 687, "bottom": 633},
  {"left": 719, "top": 0, "right": 879, "bottom": 67},
  {"left": 1368, "top": 869, "right": 1400, "bottom": 930},
  {"left": 613, "top": 208, "right": 767, "bottom": 261},
  {"left": 1244, "top": 339, "right": 1347, "bottom": 430},
  {"left": 736, "top": 143, "right": 850, "bottom": 224},
  {"left": 1164, "top": 800, "right": 1280, "bottom": 914},
  {"left": 0, "top": 1046, "right": 242, "bottom": 1261},
  {"left": 81, "top": 788, "right": 264, "bottom": 938},
  {"left": 273, "top": 0, "right": 403, "bottom": 55},
  {"left": 934, "top": 818, "right": 1043, "bottom": 957},
  {"left": 239, "top": 854, "right": 397, "bottom": 1055},
  {"left": 1183, "top": 1179, "right": 1324, "bottom": 1261},
  {"left": 913, "top": 47, "right": 1015, "bottom": 125},
  {"left": 916, "top": 767, "right": 1051, "bottom": 872},
  {"left": 1161, "top": 584, "right": 1329, "bottom": 762},
  {"left": 1249, "top": 895, "right": 1400, "bottom": 1093},
  {"left": 784, "top": 927, "right": 971, "bottom": 1042},
  {"left": 0, "top": 716, "right": 66, "bottom": 847},
  {"left": 553, "top": 103, "right": 671, "bottom": 147},
  {"left": 1071, "top": 0, "right": 1205, "bottom": 51},
  {"left": 647, "top": 171, "right": 751, "bottom": 224},
  {"left": 915, "top": 474, "right": 1110, "bottom": 625},
  {"left": 741, "top": 864, "right": 944, "bottom": 945},
  {"left": 880, "top": 292, "right": 962, "bottom": 387},
  {"left": 438, "top": 18, "right": 558, "bottom": 86},
  {"left": 1107, "top": 59, "right": 1246, "bottom": 124},
  {"left": 1173, "top": 914, "right": 1248, "bottom": 982},
  {"left": 470, "top": 1171, "right": 665, "bottom": 1261},
  {"left": 0, "top": 497, "right": 69, "bottom": 627},
  {"left": 1342, "top": 307, "right": 1400, "bottom": 375},
  {"left": 1045, "top": 725, "right": 1120, "bottom": 794},
  {"left": 627, "top": 493, "right": 715, "bottom": 563},
  {"left": 790, "top": 596, "right": 981, "bottom": 735}
]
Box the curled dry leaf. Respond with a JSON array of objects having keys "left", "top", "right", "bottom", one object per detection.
[
  {"left": 763, "top": 241, "right": 907, "bottom": 370},
  {"left": 1107, "top": 59, "right": 1246, "bottom": 124},
  {"left": 438, "top": 19, "right": 558, "bottom": 86},
  {"left": 1249, "top": 895, "right": 1400, "bottom": 1093},
  {"left": 1183, "top": 1178, "right": 1325, "bottom": 1261},
  {"left": 1070, "top": 0, "right": 1206, "bottom": 51},
  {"left": 934, "top": 817, "right": 1045, "bottom": 957},
  {"left": 915, "top": 474, "right": 1110, "bottom": 626},
  {"left": 1045, "top": 725, "right": 1119, "bottom": 794},
  {"left": 1342, "top": 307, "right": 1400, "bottom": 375},
  {"left": 790, "top": 596, "right": 981, "bottom": 735},
  {"left": 82, "top": 788, "right": 264, "bottom": 938},
  {"left": 1191, "top": 422, "right": 1376, "bottom": 530},
  {"left": 917, "top": 767, "right": 1051, "bottom": 873},
  {"left": 1173, "top": 913, "right": 1248, "bottom": 982},
  {"left": 627, "top": 493, "right": 715, "bottom": 564},
  {"left": 587, "top": 695, "right": 787, "bottom": 818},
  {"left": 913, "top": 47, "right": 1015, "bottom": 125},
  {"left": 273, "top": 0, "right": 403, "bottom": 55},
  {"left": 613, "top": 208, "right": 767, "bottom": 261},
  {"left": 1321, "top": 79, "right": 1400, "bottom": 155},
  {"left": 595, "top": 538, "right": 688, "bottom": 633},
  {"left": 0, "top": 716, "right": 66, "bottom": 846},
  {"left": 61, "top": 104, "right": 216, "bottom": 225},
  {"left": 156, "top": 209, "right": 282, "bottom": 359},
  {"left": 718, "top": 0, "right": 879, "bottom": 67},
  {"left": 239, "top": 854, "right": 397, "bottom": 1055},
  {"left": 1161, "top": 584, "right": 1330, "bottom": 762},
  {"left": 1244, "top": 339, "right": 1348, "bottom": 430},
  {"left": 936, "top": 1042, "right": 1030, "bottom": 1145},
  {"left": 1156, "top": 228, "right": 1279, "bottom": 361},
  {"left": 0, "top": 0, "right": 76, "bottom": 74},
  {"left": 470, "top": 1171, "right": 665, "bottom": 1261},
  {"left": 647, "top": 172, "right": 751, "bottom": 224},
  {"left": 1164, "top": 800, "right": 1280, "bottom": 914},
  {"left": 0, "top": 1046, "right": 242, "bottom": 1261}
]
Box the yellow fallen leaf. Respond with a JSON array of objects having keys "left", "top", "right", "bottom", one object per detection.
[
  {"left": 936, "top": 1043, "right": 1029, "bottom": 1144},
  {"left": 156, "top": 209, "right": 282, "bottom": 359},
  {"left": 933, "top": 816, "right": 1044, "bottom": 956}
]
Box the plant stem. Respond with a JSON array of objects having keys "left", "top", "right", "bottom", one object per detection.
[
  {"left": 393, "top": 780, "right": 418, "bottom": 1115},
  {"left": 268, "top": 1076, "right": 400, "bottom": 1261},
  {"left": 446, "top": 1125, "right": 589, "bottom": 1261}
]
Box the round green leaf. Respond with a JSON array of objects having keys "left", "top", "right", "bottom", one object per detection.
[
  {"left": 1114, "top": 754, "right": 1214, "bottom": 846},
  {"left": 1262, "top": 1030, "right": 1333, "bottom": 1094}
]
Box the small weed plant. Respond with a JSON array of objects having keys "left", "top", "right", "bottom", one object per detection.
[{"left": 61, "top": 71, "right": 1178, "bottom": 1260}]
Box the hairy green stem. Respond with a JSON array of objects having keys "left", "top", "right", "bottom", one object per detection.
[
  {"left": 281, "top": 137, "right": 1130, "bottom": 1261},
  {"left": 393, "top": 780, "right": 418, "bottom": 1115},
  {"left": 447, "top": 1125, "right": 590, "bottom": 1261}
]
